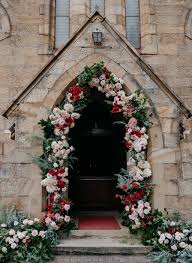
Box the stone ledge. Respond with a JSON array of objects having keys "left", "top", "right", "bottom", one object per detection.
[{"left": 55, "top": 238, "right": 152, "bottom": 255}]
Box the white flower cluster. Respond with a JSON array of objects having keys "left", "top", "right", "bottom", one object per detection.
[
  {"left": 51, "top": 137, "right": 73, "bottom": 160},
  {"left": 89, "top": 73, "right": 124, "bottom": 98},
  {"left": 126, "top": 200, "right": 151, "bottom": 229},
  {"left": 158, "top": 226, "right": 192, "bottom": 251},
  {"left": 128, "top": 158, "right": 152, "bottom": 181},
  {"left": 1, "top": 218, "right": 46, "bottom": 251},
  {"left": 45, "top": 212, "right": 70, "bottom": 230},
  {"left": 49, "top": 103, "right": 80, "bottom": 136},
  {"left": 125, "top": 126, "right": 148, "bottom": 153},
  {"left": 41, "top": 167, "right": 68, "bottom": 193}
]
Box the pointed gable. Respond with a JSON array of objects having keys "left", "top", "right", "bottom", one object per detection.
[{"left": 2, "top": 11, "right": 192, "bottom": 119}]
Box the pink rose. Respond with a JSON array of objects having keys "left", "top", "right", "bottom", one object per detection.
[{"left": 128, "top": 117, "right": 137, "bottom": 128}]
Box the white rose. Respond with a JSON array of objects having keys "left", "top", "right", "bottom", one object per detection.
[
  {"left": 28, "top": 220, "right": 34, "bottom": 226},
  {"left": 45, "top": 217, "right": 52, "bottom": 225},
  {"left": 17, "top": 231, "right": 26, "bottom": 239},
  {"left": 2, "top": 247, "right": 7, "bottom": 253},
  {"left": 164, "top": 239, "right": 169, "bottom": 244},
  {"left": 64, "top": 204, "right": 70, "bottom": 211},
  {"left": 50, "top": 221, "right": 59, "bottom": 230},
  {"left": 189, "top": 235, "right": 192, "bottom": 242},
  {"left": 31, "top": 230, "right": 38, "bottom": 237},
  {"left": 11, "top": 243, "right": 17, "bottom": 249},
  {"left": 34, "top": 218, "right": 40, "bottom": 223},
  {"left": 160, "top": 234, "right": 166, "bottom": 241},
  {"left": 23, "top": 219, "right": 29, "bottom": 225},
  {"left": 143, "top": 168, "right": 152, "bottom": 178},
  {"left": 8, "top": 238, "right": 14, "bottom": 244},
  {"left": 100, "top": 80, "right": 106, "bottom": 86},
  {"left": 125, "top": 205, "right": 129, "bottom": 212},
  {"left": 166, "top": 233, "right": 172, "bottom": 239},
  {"left": 39, "top": 231, "right": 46, "bottom": 238},
  {"left": 53, "top": 163, "right": 58, "bottom": 168},
  {"left": 64, "top": 215, "right": 70, "bottom": 223},
  {"left": 9, "top": 229, "right": 16, "bottom": 236},
  {"left": 1, "top": 223, "right": 7, "bottom": 228},
  {"left": 143, "top": 209, "right": 150, "bottom": 215},
  {"left": 64, "top": 103, "right": 74, "bottom": 113},
  {"left": 158, "top": 238, "right": 163, "bottom": 244},
  {"left": 180, "top": 242, "right": 187, "bottom": 248}
]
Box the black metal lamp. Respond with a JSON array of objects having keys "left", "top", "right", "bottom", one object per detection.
[{"left": 92, "top": 28, "right": 103, "bottom": 45}]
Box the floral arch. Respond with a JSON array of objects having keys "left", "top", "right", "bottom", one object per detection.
[
  {"left": 37, "top": 61, "right": 154, "bottom": 231},
  {"left": 1, "top": 62, "right": 192, "bottom": 263}
]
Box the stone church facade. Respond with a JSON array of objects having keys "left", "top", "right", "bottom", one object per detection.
[{"left": 0, "top": 0, "right": 192, "bottom": 219}]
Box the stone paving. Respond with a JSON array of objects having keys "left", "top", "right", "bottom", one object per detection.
[{"left": 51, "top": 255, "right": 152, "bottom": 263}]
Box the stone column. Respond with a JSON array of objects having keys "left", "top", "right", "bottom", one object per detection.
[
  {"left": 105, "top": 0, "right": 126, "bottom": 36},
  {"left": 70, "top": 0, "right": 89, "bottom": 35}
]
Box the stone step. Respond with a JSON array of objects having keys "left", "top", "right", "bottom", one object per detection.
[
  {"left": 69, "top": 229, "right": 140, "bottom": 242},
  {"left": 55, "top": 237, "right": 152, "bottom": 255},
  {"left": 51, "top": 255, "right": 153, "bottom": 263}
]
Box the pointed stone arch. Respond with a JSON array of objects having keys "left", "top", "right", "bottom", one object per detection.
[{"left": 26, "top": 57, "right": 172, "bottom": 217}]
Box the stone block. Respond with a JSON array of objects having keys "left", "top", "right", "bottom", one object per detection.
[
  {"left": 179, "top": 180, "right": 192, "bottom": 196},
  {"left": 161, "top": 118, "right": 179, "bottom": 134},
  {"left": 164, "top": 164, "right": 179, "bottom": 180},
  {"left": 38, "top": 23, "right": 49, "bottom": 35},
  {"left": 148, "top": 148, "right": 179, "bottom": 164},
  {"left": 157, "top": 106, "right": 178, "bottom": 118},
  {"left": 164, "top": 133, "right": 179, "bottom": 148},
  {"left": 182, "top": 163, "right": 192, "bottom": 180},
  {"left": 141, "top": 34, "right": 158, "bottom": 54}
]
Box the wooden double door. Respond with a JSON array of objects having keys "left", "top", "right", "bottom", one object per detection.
[{"left": 68, "top": 90, "right": 126, "bottom": 211}]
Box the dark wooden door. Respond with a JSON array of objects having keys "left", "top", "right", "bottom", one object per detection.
[{"left": 69, "top": 90, "right": 126, "bottom": 211}]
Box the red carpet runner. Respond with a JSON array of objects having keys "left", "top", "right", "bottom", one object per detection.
[{"left": 78, "top": 216, "right": 120, "bottom": 230}]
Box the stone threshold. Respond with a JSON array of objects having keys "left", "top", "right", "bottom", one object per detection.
[{"left": 55, "top": 237, "right": 152, "bottom": 255}]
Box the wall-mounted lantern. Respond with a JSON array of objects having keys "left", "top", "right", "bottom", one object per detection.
[{"left": 92, "top": 28, "right": 103, "bottom": 45}]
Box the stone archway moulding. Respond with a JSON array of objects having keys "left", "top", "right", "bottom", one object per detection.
[{"left": 30, "top": 56, "right": 167, "bottom": 217}]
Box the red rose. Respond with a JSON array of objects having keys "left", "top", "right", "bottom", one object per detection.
[
  {"left": 49, "top": 193, "right": 55, "bottom": 203},
  {"left": 47, "top": 205, "right": 52, "bottom": 212},
  {"left": 57, "top": 180, "right": 65, "bottom": 188},
  {"left": 65, "top": 116, "right": 74, "bottom": 127},
  {"left": 130, "top": 130, "right": 142, "bottom": 138},
  {"left": 115, "top": 194, "right": 119, "bottom": 199},
  {"left": 122, "top": 183, "right": 127, "bottom": 191},
  {"left": 133, "top": 192, "right": 141, "bottom": 200},
  {"left": 112, "top": 103, "right": 123, "bottom": 113},
  {"left": 68, "top": 84, "right": 83, "bottom": 101},
  {"left": 131, "top": 182, "right": 140, "bottom": 188},
  {"left": 125, "top": 140, "right": 133, "bottom": 148}
]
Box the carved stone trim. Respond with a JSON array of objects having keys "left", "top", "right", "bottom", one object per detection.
[
  {"left": 185, "top": 9, "right": 192, "bottom": 40},
  {"left": 0, "top": 2, "right": 11, "bottom": 41}
]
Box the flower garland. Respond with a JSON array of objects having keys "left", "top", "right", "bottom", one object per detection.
[
  {"left": 37, "top": 62, "right": 192, "bottom": 261},
  {"left": 1, "top": 62, "right": 191, "bottom": 263}
]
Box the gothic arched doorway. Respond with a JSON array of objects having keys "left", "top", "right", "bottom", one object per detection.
[{"left": 69, "top": 89, "right": 126, "bottom": 211}]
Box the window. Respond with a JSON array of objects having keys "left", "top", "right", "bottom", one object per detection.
[
  {"left": 55, "top": 0, "right": 70, "bottom": 48},
  {"left": 90, "top": 0, "right": 105, "bottom": 16},
  {"left": 125, "top": 0, "right": 140, "bottom": 48}
]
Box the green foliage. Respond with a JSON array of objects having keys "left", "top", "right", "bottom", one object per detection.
[
  {"left": 38, "top": 118, "right": 54, "bottom": 139},
  {"left": 0, "top": 209, "right": 57, "bottom": 263},
  {"left": 78, "top": 61, "right": 104, "bottom": 86},
  {"left": 176, "top": 249, "right": 192, "bottom": 263},
  {"left": 148, "top": 251, "right": 173, "bottom": 263}
]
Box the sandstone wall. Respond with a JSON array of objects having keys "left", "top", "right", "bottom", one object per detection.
[{"left": 0, "top": 0, "right": 191, "bottom": 218}]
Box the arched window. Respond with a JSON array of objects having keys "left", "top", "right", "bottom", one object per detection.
[
  {"left": 55, "top": 0, "right": 70, "bottom": 48},
  {"left": 90, "top": 0, "right": 105, "bottom": 16},
  {"left": 125, "top": 0, "right": 140, "bottom": 48}
]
